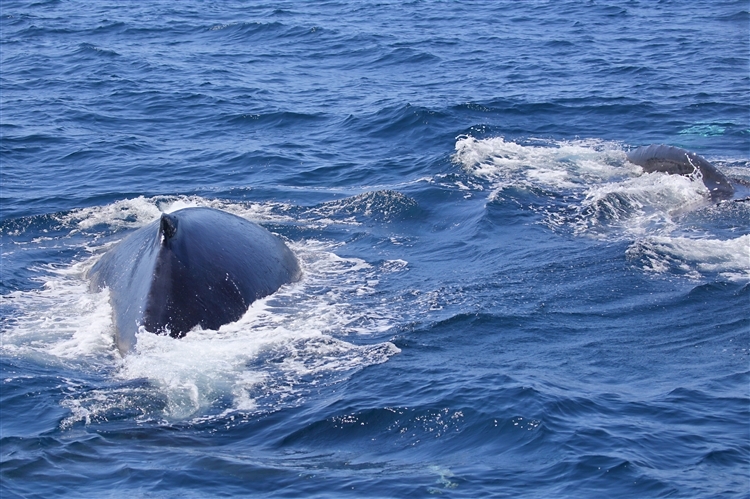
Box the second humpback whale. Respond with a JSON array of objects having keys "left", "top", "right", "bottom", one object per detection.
[
  {"left": 88, "top": 207, "right": 302, "bottom": 354},
  {"left": 626, "top": 144, "right": 735, "bottom": 201}
]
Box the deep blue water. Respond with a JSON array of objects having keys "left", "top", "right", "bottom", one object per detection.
[{"left": 2, "top": 1, "right": 749, "bottom": 497}]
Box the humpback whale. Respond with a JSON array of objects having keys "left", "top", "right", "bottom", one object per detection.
[
  {"left": 626, "top": 144, "right": 735, "bottom": 201},
  {"left": 88, "top": 207, "right": 302, "bottom": 354}
]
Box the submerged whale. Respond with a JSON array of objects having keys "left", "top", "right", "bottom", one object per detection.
[
  {"left": 626, "top": 144, "right": 735, "bottom": 201},
  {"left": 88, "top": 207, "right": 302, "bottom": 354}
]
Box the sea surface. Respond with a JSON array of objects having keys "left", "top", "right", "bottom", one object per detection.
[{"left": 1, "top": 1, "right": 749, "bottom": 497}]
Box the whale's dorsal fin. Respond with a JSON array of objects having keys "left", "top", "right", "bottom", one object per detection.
[{"left": 160, "top": 213, "right": 179, "bottom": 243}]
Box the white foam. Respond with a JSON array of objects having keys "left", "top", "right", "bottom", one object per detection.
[
  {"left": 627, "top": 235, "right": 750, "bottom": 280},
  {"left": 59, "top": 195, "right": 297, "bottom": 236},
  {"left": 61, "top": 196, "right": 164, "bottom": 232},
  {"left": 572, "top": 171, "right": 709, "bottom": 238},
  {"left": 1, "top": 262, "right": 116, "bottom": 366},
  {"left": 453, "top": 135, "right": 635, "bottom": 190}
]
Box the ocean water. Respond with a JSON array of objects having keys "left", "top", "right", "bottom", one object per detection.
[{"left": 1, "top": 0, "right": 749, "bottom": 497}]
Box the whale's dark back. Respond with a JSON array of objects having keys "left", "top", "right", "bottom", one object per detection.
[
  {"left": 626, "top": 144, "right": 734, "bottom": 201},
  {"left": 88, "top": 207, "right": 301, "bottom": 354}
]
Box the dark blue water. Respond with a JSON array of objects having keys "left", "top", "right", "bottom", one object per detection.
[{"left": 2, "top": 1, "right": 749, "bottom": 497}]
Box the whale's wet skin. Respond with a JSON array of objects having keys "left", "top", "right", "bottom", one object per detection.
[
  {"left": 626, "top": 144, "right": 736, "bottom": 201},
  {"left": 2, "top": 1, "right": 749, "bottom": 498},
  {"left": 88, "top": 207, "right": 301, "bottom": 354}
]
